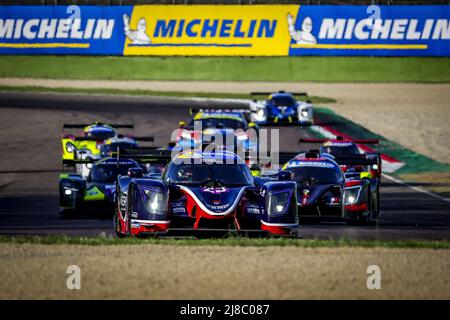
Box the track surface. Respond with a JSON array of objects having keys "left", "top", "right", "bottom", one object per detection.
[{"left": 0, "top": 92, "right": 449, "bottom": 240}]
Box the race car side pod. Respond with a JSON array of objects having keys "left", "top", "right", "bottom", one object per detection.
[{"left": 299, "top": 138, "right": 379, "bottom": 144}]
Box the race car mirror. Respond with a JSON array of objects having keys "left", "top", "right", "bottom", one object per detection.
[
  {"left": 128, "top": 167, "right": 143, "bottom": 178},
  {"left": 278, "top": 170, "right": 292, "bottom": 181}
]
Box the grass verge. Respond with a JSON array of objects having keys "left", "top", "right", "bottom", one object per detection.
[
  {"left": 0, "top": 85, "right": 336, "bottom": 104},
  {"left": 0, "top": 235, "right": 449, "bottom": 249},
  {"left": 1, "top": 56, "right": 449, "bottom": 82}
]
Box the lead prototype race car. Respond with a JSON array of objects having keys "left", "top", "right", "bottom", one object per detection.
[{"left": 114, "top": 150, "right": 299, "bottom": 237}]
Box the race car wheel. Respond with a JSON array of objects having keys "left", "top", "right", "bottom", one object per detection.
[
  {"left": 113, "top": 213, "right": 126, "bottom": 238},
  {"left": 347, "top": 190, "right": 373, "bottom": 226},
  {"left": 126, "top": 188, "right": 133, "bottom": 237}
]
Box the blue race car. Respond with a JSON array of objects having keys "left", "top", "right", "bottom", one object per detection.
[
  {"left": 276, "top": 150, "right": 379, "bottom": 225},
  {"left": 114, "top": 150, "right": 299, "bottom": 237},
  {"left": 174, "top": 109, "right": 259, "bottom": 155},
  {"left": 59, "top": 157, "right": 142, "bottom": 215},
  {"left": 249, "top": 91, "right": 313, "bottom": 125}
]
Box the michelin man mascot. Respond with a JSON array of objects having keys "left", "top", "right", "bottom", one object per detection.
[
  {"left": 287, "top": 13, "right": 317, "bottom": 45},
  {"left": 123, "top": 14, "right": 151, "bottom": 45}
]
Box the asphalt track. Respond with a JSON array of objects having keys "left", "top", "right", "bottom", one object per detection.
[{"left": 0, "top": 92, "right": 449, "bottom": 240}]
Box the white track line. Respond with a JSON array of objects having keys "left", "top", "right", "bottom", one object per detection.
[{"left": 383, "top": 173, "right": 450, "bottom": 203}]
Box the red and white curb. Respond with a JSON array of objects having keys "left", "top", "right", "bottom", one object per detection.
[{"left": 310, "top": 125, "right": 405, "bottom": 173}]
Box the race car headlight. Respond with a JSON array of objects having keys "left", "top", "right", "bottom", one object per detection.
[
  {"left": 236, "top": 135, "right": 248, "bottom": 141},
  {"left": 63, "top": 186, "right": 79, "bottom": 196},
  {"left": 143, "top": 189, "right": 168, "bottom": 215},
  {"left": 345, "top": 186, "right": 362, "bottom": 205},
  {"left": 372, "top": 164, "right": 378, "bottom": 170},
  {"left": 65, "top": 142, "right": 75, "bottom": 153},
  {"left": 301, "top": 110, "right": 309, "bottom": 118},
  {"left": 266, "top": 190, "right": 291, "bottom": 215}
]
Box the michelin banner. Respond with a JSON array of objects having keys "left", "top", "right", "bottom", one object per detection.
[{"left": 0, "top": 5, "right": 449, "bottom": 56}]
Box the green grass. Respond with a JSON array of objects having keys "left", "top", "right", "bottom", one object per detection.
[
  {"left": 0, "top": 235, "right": 449, "bottom": 249},
  {"left": 0, "top": 85, "right": 336, "bottom": 104},
  {"left": 1, "top": 56, "right": 449, "bottom": 82}
]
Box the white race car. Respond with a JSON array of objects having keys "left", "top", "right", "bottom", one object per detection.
[{"left": 249, "top": 91, "right": 313, "bottom": 126}]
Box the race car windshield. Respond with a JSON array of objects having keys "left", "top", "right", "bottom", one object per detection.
[
  {"left": 321, "top": 145, "right": 361, "bottom": 157},
  {"left": 271, "top": 96, "right": 296, "bottom": 106},
  {"left": 90, "top": 163, "right": 136, "bottom": 183},
  {"left": 191, "top": 118, "right": 245, "bottom": 130},
  {"left": 286, "top": 167, "right": 342, "bottom": 184},
  {"left": 164, "top": 163, "right": 253, "bottom": 186},
  {"left": 86, "top": 130, "right": 116, "bottom": 141}
]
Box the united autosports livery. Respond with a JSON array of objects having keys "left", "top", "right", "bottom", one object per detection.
[{"left": 0, "top": 5, "right": 449, "bottom": 56}]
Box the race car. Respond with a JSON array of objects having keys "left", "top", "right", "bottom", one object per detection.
[
  {"left": 277, "top": 150, "right": 379, "bottom": 224},
  {"left": 62, "top": 122, "right": 154, "bottom": 177},
  {"left": 59, "top": 157, "right": 143, "bottom": 215},
  {"left": 114, "top": 149, "right": 299, "bottom": 237},
  {"left": 299, "top": 136, "right": 382, "bottom": 178},
  {"left": 62, "top": 122, "right": 132, "bottom": 161},
  {"left": 249, "top": 91, "right": 313, "bottom": 125},
  {"left": 173, "top": 109, "right": 259, "bottom": 155}
]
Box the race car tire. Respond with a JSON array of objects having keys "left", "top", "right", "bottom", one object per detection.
[
  {"left": 113, "top": 213, "right": 126, "bottom": 238},
  {"left": 346, "top": 190, "right": 374, "bottom": 226}
]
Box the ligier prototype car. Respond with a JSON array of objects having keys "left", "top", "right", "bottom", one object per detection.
[
  {"left": 62, "top": 122, "right": 132, "bottom": 161},
  {"left": 174, "top": 109, "right": 258, "bottom": 154},
  {"left": 62, "top": 122, "right": 154, "bottom": 161},
  {"left": 62, "top": 122, "right": 154, "bottom": 178},
  {"left": 114, "top": 150, "right": 299, "bottom": 237},
  {"left": 279, "top": 151, "right": 379, "bottom": 224},
  {"left": 249, "top": 91, "right": 313, "bottom": 125},
  {"left": 59, "top": 157, "right": 142, "bottom": 215},
  {"left": 299, "top": 136, "right": 381, "bottom": 178}
]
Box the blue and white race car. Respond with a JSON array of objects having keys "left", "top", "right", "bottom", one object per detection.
[{"left": 249, "top": 91, "right": 313, "bottom": 125}]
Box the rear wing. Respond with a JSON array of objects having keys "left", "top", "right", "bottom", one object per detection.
[
  {"left": 246, "top": 152, "right": 303, "bottom": 167},
  {"left": 250, "top": 91, "right": 308, "bottom": 97},
  {"left": 63, "top": 123, "right": 134, "bottom": 129},
  {"left": 63, "top": 134, "right": 154, "bottom": 142},
  {"left": 62, "top": 136, "right": 100, "bottom": 141},
  {"left": 62, "top": 158, "right": 97, "bottom": 166},
  {"left": 127, "top": 136, "right": 155, "bottom": 142},
  {"left": 118, "top": 148, "right": 173, "bottom": 165},
  {"left": 189, "top": 108, "right": 251, "bottom": 115},
  {"left": 299, "top": 138, "right": 379, "bottom": 144},
  {"left": 332, "top": 155, "right": 379, "bottom": 167}
]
